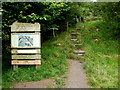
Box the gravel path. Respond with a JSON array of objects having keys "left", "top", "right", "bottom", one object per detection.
[{"left": 65, "top": 59, "right": 89, "bottom": 88}]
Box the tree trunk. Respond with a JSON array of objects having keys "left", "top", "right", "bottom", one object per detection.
[
  {"left": 76, "top": 16, "right": 79, "bottom": 23},
  {"left": 67, "top": 22, "right": 69, "bottom": 31},
  {"left": 79, "top": 17, "right": 82, "bottom": 22},
  {"left": 53, "top": 29, "right": 55, "bottom": 37}
]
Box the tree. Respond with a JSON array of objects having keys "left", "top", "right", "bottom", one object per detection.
[{"left": 2, "top": 2, "right": 76, "bottom": 66}]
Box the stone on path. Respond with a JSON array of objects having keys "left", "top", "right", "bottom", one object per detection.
[{"left": 65, "top": 59, "right": 89, "bottom": 88}]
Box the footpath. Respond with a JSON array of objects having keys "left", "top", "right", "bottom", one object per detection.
[{"left": 13, "top": 29, "right": 89, "bottom": 88}]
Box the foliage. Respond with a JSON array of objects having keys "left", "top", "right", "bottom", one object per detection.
[
  {"left": 92, "top": 2, "right": 120, "bottom": 21},
  {"left": 2, "top": 2, "right": 76, "bottom": 73},
  {"left": 84, "top": 2, "right": 120, "bottom": 39},
  {"left": 2, "top": 2, "right": 73, "bottom": 39}
]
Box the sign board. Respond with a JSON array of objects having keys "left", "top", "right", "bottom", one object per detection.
[
  {"left": 11, "top": 33, "right": 41, "bottom": 48},
  {"left": 11, "top": 22, "right": 40, "bottom": 32},
  {"left": 11, "top": 22, "right": 41, "bottom": 70}
]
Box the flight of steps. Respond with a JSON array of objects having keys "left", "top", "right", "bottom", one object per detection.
[{"left": 70, "top": 30, "right": 86, "bottom": 58}]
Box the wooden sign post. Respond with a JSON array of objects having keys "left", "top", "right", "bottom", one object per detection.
[{"left": 11, "top": 22, "right": 41, "bottom": 70}]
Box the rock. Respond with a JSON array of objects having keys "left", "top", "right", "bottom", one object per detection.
[
  {"left": 93, "top": 37, "right": 99, "bottom": 41},
  {"left": 96, "top": 28, "right": 100, "bottom": 31},
  {"left": 81, "top": 26, "right": 85, "bottom": 28},
  {"left": 56, "top": 43, "right": 62, "bottom": 45},
  {"left": 94, "top": 39, "right": 99, "bottom": 41}
]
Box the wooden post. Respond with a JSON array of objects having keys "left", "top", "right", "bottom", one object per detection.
[
  {"left": 36, "top": 65, "right": 40, "bottom": 70},
  {"left": 13, "top": 65, "right": 18, "bottom": 70},
  {"left": 67, "top": 22, "right": 68, "bottom": 31},
  {"left": 79, "top": 17, "right": 82, "bottom": 22}
]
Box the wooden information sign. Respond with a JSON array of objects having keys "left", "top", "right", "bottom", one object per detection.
[{"left": 11, "top": 22, "right": 41, "bottom": 70}]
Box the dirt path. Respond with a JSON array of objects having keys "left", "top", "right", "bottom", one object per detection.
[
  {"left": 65, "top": 59, "right": 89, "bottom": 88},
  {"left": 13, "top": 78, "right": 57, "bottom": 88},
  {"left": 13, "top": 28, "right": 89, "bottom": 88},
  {"left": 13, "top": 59, "right": 89, "bottom": 88}
]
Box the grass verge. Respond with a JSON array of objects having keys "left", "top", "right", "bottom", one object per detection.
[
  {"left": 2, "top": 31, "right": 71, "bottom": 88},
  {"left": 76, "top": 20, "right": 118, "bottom": 88}
]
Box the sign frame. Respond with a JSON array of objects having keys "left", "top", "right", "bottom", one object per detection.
[{"left": 11, "top": 22, "right": 41, "bottom": 70}]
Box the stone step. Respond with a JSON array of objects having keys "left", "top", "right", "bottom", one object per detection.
[
  {"left": 70, "top": 39, "right": 78, "bottom": 41},
  {"left": 76, "top": 29, "right": 81, "bottom": 32},
  {"left": 73, "top": 44, "right": 82, "bottom": 46},
  {"left": 54, "top": 43, "right": 63, "bottom": 46},
  {"left": 71, "top": 33, "right": 80, "bottom": 35},
  {"left": 71, "top": 35, "right": 77, "bottom": 37},
  {"left": 74, "top": 50, "right": 86, "bottom": 54},
  {"left": 74, "top": 54, "right": 84, "bottom": 58},
  {"left": 71, "top": 31, "right": 76, "bottom": 33}
]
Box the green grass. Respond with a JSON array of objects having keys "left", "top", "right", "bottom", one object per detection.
[
  {"left": 2, "top": 20, "right": 118, "bottom": 88},
  {"left": 76, "top": 20, "right": 118, "bottom": 88},
  {"left": 55, "top": 76, "right": 66, "bottom": 88},
  {"left": 2, "top": 31, "right": 71, "bottom": 88}
]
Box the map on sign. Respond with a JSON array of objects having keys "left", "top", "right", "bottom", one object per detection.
[{"left": 18, "top": 35, "right": 33, "bottom": 47}]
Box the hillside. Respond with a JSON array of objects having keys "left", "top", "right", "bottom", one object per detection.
[{"left": 2, "top": 20, "right": 118, "bottom": 88}]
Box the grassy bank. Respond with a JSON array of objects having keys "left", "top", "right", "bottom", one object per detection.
[
  {"left": 2, "top": 20, "right": 118, "bottom": 88},
  {"left": 76, "top": 20, "right": 118, "bottom": 88},
  {"left": 2, "top": 31, "right": 71, "bottom": 88}
]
